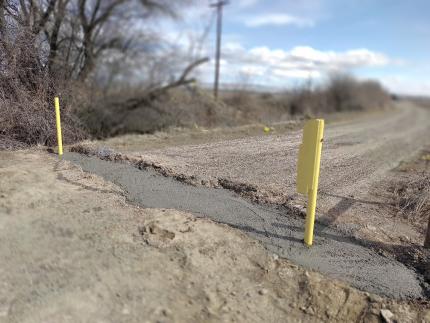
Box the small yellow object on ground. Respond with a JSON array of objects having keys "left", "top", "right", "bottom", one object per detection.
[
  {"left": 421, "top": 154, "right": 430, "bottom": 161},
  {"left": 54, "top": 97, "right": 63, "bottom": 157},
  {"left": 264, "top": 126, "right": 275, "bottom": 133},
  {"left": 297, "top": 119, "right": 324, "bottom": 246}
]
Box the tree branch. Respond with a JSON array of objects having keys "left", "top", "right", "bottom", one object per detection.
[{"left": 123, "top": 56, "right": 209, "bottom": 111}]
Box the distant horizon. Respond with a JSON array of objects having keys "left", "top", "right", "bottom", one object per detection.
[{"left": 197, "top": 81, "right": 430, "bottom": 98}]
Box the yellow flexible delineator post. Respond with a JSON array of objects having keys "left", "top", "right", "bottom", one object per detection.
[
  {"left": 304, "top": 188, "right": 318, "bottom": 246},
  {"left": 54, "top": 97, "right": 63, "bottom": 157},
  {"left": 296, "top": 119, "right": 324, "bottom": 246}
]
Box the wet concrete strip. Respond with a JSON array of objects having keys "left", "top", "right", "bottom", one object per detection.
[{"left": 64, "top": 152, "right": 425, "bottom": 299}]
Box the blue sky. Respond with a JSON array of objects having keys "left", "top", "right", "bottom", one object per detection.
[{"left": 162, "top": 0, "right": 430, "bottom": 95}]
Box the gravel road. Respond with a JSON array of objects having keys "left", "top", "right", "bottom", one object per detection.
[
  {"left": 131, "top": 103, "right": 428, "bottom": 203},
  {"left": 119, "top": 102, "right": 430, "bottom": 240}
]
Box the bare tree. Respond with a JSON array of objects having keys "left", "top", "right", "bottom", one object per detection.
[
  {"left": 1, "top": 0, "right": 206, "bottom": 89},
  {"left": 0, "top": 0, "right": 209, "bottom": 144}
]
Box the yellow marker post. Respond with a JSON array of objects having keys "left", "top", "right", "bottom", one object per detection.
[
  {"left": 54, "top": 97, "right": 63, "bottom": 157},
  {"left": 297, "top": 119, "right": 324, "bottom": 246}
]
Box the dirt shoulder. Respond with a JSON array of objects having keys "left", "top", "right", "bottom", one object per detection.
[
  {"left": 366, "top": 146, "right": 430, "bottom": 284},
  {"left": 1, "top": 149, "right": 429, "bottom": 322}
]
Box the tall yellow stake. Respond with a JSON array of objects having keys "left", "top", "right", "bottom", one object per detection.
[
  {"left": 54, "top": 97, "right": 63, "bottom": 157},
  {"left": 297, "top": 119, "right": 324, "bottom": 246}
]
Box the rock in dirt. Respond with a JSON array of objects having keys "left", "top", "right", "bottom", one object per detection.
[{"left": 380, "top": 309, "right": 395, "bottom": 323}]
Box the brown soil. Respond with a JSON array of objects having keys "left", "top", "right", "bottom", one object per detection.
[
  {"left": 369, "top": 147, "right": 430, "bottom": 284},
  {"left": 1, "top": 149, "right": 430, "bottom": 322}
]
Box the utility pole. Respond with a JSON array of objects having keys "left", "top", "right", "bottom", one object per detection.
[{"left": 210, "top": 0, "right": 228, "bottom": 100}]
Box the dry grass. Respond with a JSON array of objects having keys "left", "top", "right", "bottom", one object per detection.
[
  {"left": 221, "top": 90, "right": 292, "bottom": 122},
  {"left": 80, "top": 87, "right": 241, "bottom": 138},
  {"left": 82, "top": 74, "right": 391, "bottom": 139},
  {"left": 389, "top": 175, "right": 430, "bottom": 224},
  {"left": 288, "top": 74, "right": 390, "bottom": 115},
  {"left": 221, "top": 75, "right": 390, "bottom": 122}
]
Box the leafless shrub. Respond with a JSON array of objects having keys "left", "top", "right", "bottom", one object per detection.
[
  {"left": 0, "top": 26, "right": 86, "bottom": 149},
  {"left": 219, "top": 74, "right": 390, "bottom": 126},
  {"left": 222, "top": 90, "right": 260, "bottom": 120},
  {"left": 163, "top": 87, "right": 238, "bottom": 128},
  {"left": 221, "top": 90, "right": 292, "bottom": 123},
  {"left": 83, "top": 86, "right": 241, "bottom": 137},
  {"left": 1, "top": 0, "right": 207, "bottom": 146},
  {"left": 289, "top": 74, "right": 391, "bottom": 116},
  {"left": 289, "top": 84, "right": 321, "bottom": 115},
  {"left": 326, "top": 74, "right": 390, "bottom": 112}
]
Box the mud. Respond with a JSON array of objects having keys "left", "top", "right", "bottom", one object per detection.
[{"left": 65, "top": 152, "right": 426, "bottom": 300}]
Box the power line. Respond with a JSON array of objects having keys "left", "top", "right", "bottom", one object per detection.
[{"left": 210, "top": 1, "right": 229, "bottom": 100}]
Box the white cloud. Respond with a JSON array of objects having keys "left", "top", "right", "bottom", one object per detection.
[
  {"left": 239, "top": 64, "right": 266, "bottom": 76},
  {"left": 129, "top": 10, "right": 398, "bottom": 92},
  {"left": 289, "top": 46, "right": 389, "bottom": 69},
  {"left": 379, "top": 76, "right": 430, "bottom": 96},
  {"left": 224, "top": 41, "right": 246, "bottom": 53},
  {"left": 249, "top": 47, "right": 288, "bottom": 62},
  {"left": 244, "top": 14, "right": 315, "bottom": 28},
  {"left": 196, "top": 43, "right": 394, "bottom": 88},
  {"left": 223, "top": 45, "right": 390, "bottom": 75},
  {"left": 237, "top": 0, "right": 260, "bottom": 8}
]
